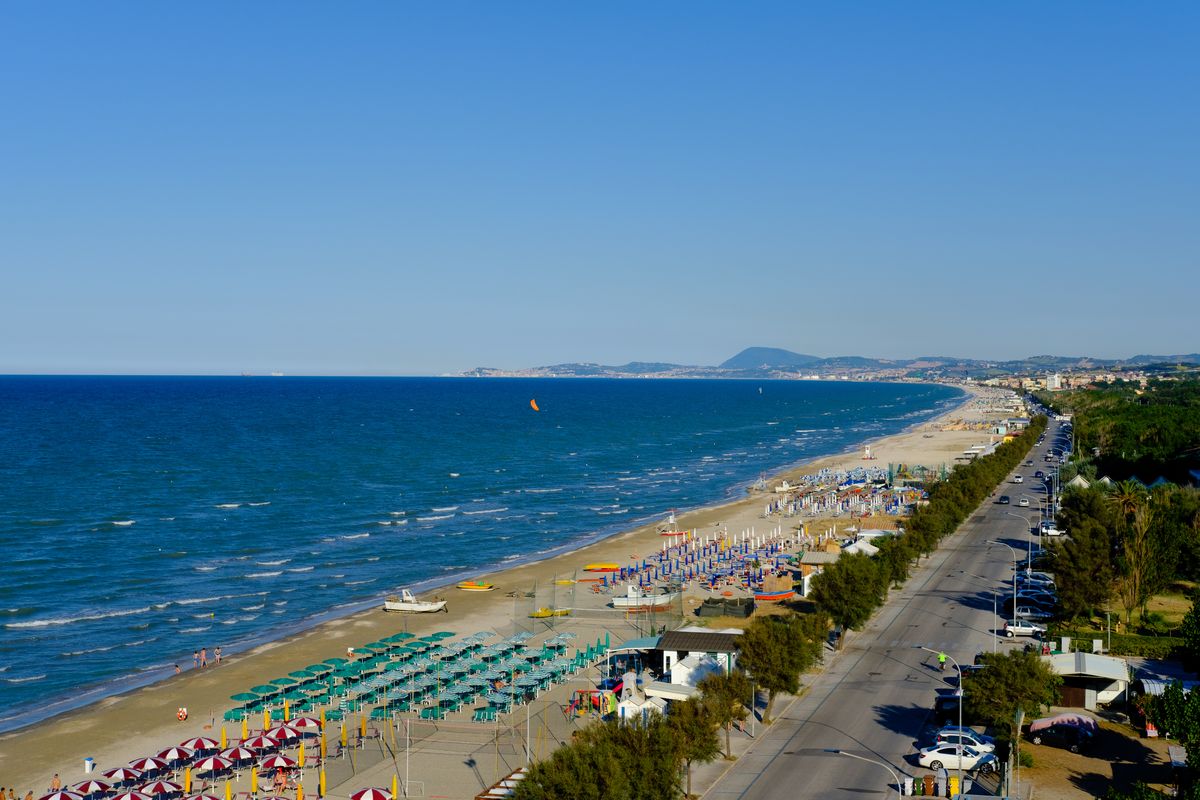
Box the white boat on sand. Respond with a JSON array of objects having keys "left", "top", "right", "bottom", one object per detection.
[
  {"left": 611, "top": 584, "right": 680, "bottom": 611},
  {"left": 383, "top": 589, "right": 448, "bottom": 613}
]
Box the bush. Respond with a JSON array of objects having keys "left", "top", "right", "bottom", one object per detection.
[
  {"left": 1017, "top": 750, "right": 1034, "bottom": 768},
  {"left": 1049, "top": 628, "right": 1183, "bottom": 659}
]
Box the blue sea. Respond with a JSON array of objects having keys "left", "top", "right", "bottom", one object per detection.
[{"left": 0, "top": 376, "right": 962, "bottom": 729}]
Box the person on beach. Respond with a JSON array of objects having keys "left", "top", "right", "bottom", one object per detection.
[
  {"left": 200, "top": 648, "right": 207, "bottom": 668},
  {"left": 174, "top": 664, "right": 181, "bottom": 675},
  {"left": 50, "top": 775, "right": 61, "bottom": 791},
  {"left": 25, "top": 790, "right": 33, "bottom": 800},
  {"left": 215, "top": 646, "right": 222, "bottom": 665},
  {"left": 193, "top": 651, "right": 199, "bottom": 669}
]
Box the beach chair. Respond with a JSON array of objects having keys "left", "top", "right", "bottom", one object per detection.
[{"left": 369, "top": 706, "right": 391, "bottom": 721}]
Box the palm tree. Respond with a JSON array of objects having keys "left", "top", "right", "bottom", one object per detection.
[{"left": 1108, "top": 480, "right": 1146, "bottom": 522}]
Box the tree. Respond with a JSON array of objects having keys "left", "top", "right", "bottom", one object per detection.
[
  {"left": 697, "top": 669, "right": 751, "bottom": 758},
  {"left": 810, "top": 553, "right": 884, "bottom": 644},
  {"left": 963, "top": 649, "right": 1062, "bottom": 742},
  {"left": 666, "top": 697, "right": 721, "bottom": 797},
  {"left": 1182, "top": 601, "right": 1200, "bottom": 670},
  {"left": 1117, "top": 504, "right": 1155, "bottom": 624},
  {"left": 734, "top": 613, "right": 826, "bottom": 723},
  {"left": 1052, "top": 517, "right": 1113, "bottom": 619}
]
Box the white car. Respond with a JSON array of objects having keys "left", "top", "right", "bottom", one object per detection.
[
  {"left": 1012, "top": 475, "right": 1024, "bottom": 484},
  {"left": 935, "top": 727, "right": 996, "bottom": 753},
  {"left": 1004, "top": 620, "right": 1047, "bottom": 638},
  {"left": 1018, "top": 498, "right": 1030, "bottom": 507},
  {"left": 917, "top": 744, "right": 998, "bottom": 773}
]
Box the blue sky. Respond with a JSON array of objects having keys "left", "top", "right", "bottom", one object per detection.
[{"left": 2, "top": 2, "right": 1197, "bottom": 374}]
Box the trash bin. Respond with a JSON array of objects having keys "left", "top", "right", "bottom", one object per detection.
[
  {"left": 922, "top": 775, "right": 935, "bottom": 796},
  {"left": 902, "top": 777, "right": 914, "bottom": 796},
  {"left": 84, "top": 757, "right": 95, "bottom": 774}
]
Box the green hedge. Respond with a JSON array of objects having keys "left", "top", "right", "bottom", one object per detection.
[{"left": 1050, "top": 628, "right": 1183, "bottom": 659}]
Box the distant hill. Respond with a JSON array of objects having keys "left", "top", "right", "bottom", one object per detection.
[{"left": 719, "top": 347, "right": 821, "bottom": 370}]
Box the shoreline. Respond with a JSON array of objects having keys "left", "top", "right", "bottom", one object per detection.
[{"left": 0, "top": 382, "right": 1011, "bottom": 789}]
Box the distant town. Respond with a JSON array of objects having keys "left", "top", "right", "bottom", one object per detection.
[{"left": 462, "top": 345, "right": 1200, "bottom": 389}]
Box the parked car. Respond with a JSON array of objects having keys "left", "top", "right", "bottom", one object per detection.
[
  {"left": 1012, "top": 605, "right": 1054, "bottom": 622},
  {"left": 916, "top": 744, "right": 997, "bottom": 773},
  {"left": 1003, "top": 620, "right": 1047, "bottom": 638},
  {"left": 1027, "top": 722, "right": 1093, "bottom": 753},
  {"left": 936, "top": 726, "right": 996, "bottom": 753}
]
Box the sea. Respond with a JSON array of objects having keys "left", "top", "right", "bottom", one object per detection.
[{"left": 0, "top": 376, "right": 963, "bottom": 730}]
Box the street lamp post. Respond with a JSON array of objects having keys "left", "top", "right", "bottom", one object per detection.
[
  {"left": 917, "top": 647, "right": 964, "bottom": 797},
  {"left": 1004, "top": 512, "right": 1038, "bottom": 564},
  {"left": 826, "top": 749, "right": 902, "bottom": 797},
  {"left": 962, "top": 572, "right": 998, "bottom": 654},
  {"left": 988, "top": 540, "right": 1019, "bottom": 624}
]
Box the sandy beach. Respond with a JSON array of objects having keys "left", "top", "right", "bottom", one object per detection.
[{"left": 0, "top": 383, "right": 1015, "bottom": 793}]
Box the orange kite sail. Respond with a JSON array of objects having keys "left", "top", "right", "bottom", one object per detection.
[{"left": 530, "top": 399, "right": 540, "bottom": 412}]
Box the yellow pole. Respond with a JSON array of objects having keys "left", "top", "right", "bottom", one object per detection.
[
  {"left": 264, "top": 708, "right": 271, "bottom": 730},
  {"left": 284, "top": 699, "right": 290, "bottom": 722},
  {"left": 250, "top": 768, "right": 258, "bottom": 795},
  {"left": 221, "top": 726, "right": 228, "bottom": 748},
  {"left": 184, "top": 768, "right": 192, "bottom": 795},
  {"left": 241, "top": 717, "right": 248, "bottom": 740},
  {"left": 224, "top": 781, "right": 231, "bottom": 800},
  {"left": 296, "top": 782, "right": 303, "bottom": 800},
  {"left": 318, "top": 769, "right": 326, "bottom": 798},
  {"left": 320, "top": 731, "right": 327, "bottom": 759},
  {"left": 359, "top": 714, "right": 366, "bottom": 739},
  {"left": 340, "top": 723, "right": 347, "bottom": 748},
  {"left": 391, "top": 774, "right": 398, "bottom": 800},
  {"left": 319, "top": 708, "right": 326, "bottom": 728},
  {"left": 298, "top": 742, "right": 306, "bottom": 768}
]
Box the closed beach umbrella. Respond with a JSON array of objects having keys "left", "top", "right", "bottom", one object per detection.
[
  {"left": 73, "top": 782, "right": 110, "bottom": 797},
  {"left": 350, "top": 789, "right": 391, "bottom": 800},
  {"left": 40, "top": 792, "right": 83, "bottom": 800},
  {"left": 180, "top": 737, "right": 220, "bottom": 751},
  {"left": 258, "top": 755, "right": 297, "bottom": 770},
  {"left": 266, "top": 725, "right": 300, "bottom": 742},
  {"left": 288, "top": 716, "right": 321, "bottom": 731},
  {"left": 140, "top": 782, "right": 182, "bottom": 796},
  {"left": 102, "top": 770, "right": 143, "bottom": 784},
  {"left": 156, "top": 747, "right": 194, "bottom": 764},
  {"left": 240, "top": 735, "right": 277, "bottom": 751},
  {"left": 192, "top": 757, "right": 231, "bottom": 775},
  {"left": 219, "top": 747, "right": 255, "bottom": 763}
]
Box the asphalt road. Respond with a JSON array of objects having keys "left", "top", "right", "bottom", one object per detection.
[{"left": 704, "top": 418, "right": 1065, "bottom": 800}]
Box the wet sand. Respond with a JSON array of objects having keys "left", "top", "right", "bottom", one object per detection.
[{"left": 0, "top": 383, "right": 1013, "bottom": 792}]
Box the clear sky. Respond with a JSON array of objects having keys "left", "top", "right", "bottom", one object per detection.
[{"left": 2, "top": 2, "right": 1197, "bottom": 375}]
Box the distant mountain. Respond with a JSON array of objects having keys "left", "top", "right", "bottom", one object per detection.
[{"left": 719, "top": 347, "right": 821, "bottom": 370}]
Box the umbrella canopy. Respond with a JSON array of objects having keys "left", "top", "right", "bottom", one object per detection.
[
  {"left": 240, "top": 735, "right": 277, "bottom": 750},
  {"left": 350, "top": 789, "right": 392, "bottom": 800},
  {"left": 304, "top": 663, "right": 332, "bottom": 674},
  {"left": 102, "top": 769, "right": 143, "bottom": 783},
  {"left": 73, "top": 782, "right": 110, "bottom": 796},
  {"left": 191, "top": 757, "right": 231, "bottom": 774},
  {"left": 258, "top": 755, "right": 297, "bottom": 770},
  {"left": 322, "top": 657, "right": 348, "bottom": 665},
  {"left": 40, "top": 792, "right": 83, "bottom": 800},
  {"left": 185, "top": 795, "right": 222, "bottom": 800},
  {"left": 111, "top": 793, "right": 152, "bottom": 800},
  {"left": 250, "top": 684, "right": 279, "bottom": 696},
  {"left": 219, "top": 747, "right": 255, "bottom": 762},
  {"left": 156, "top": 747, "right": 194, "bottom": 763},
  {"left": 266, "top": 725, "right": 300, "bottom": 741},
  {"left": 287, "top": 670, "right": 316, "bottom": 680},
  {"left": 268, "top": 676, "right": 298, "bottom": 687},
  {"left": 384, "top": 633, "right": 415, "bottom": 642},
  {"left": 128, "top": 758, "right": 168, "bottom": 772},
  {"left": 230, "top": 692, "right": 259, "bottom": 703},
  {"left": 139, "top": 782, "right": 182, "bottom": 796},
  {"left": 287, "top": 716, "right": 321, "bottom": 731},
  {"left": 180, "top": 736, "right": 220, "bottom": 751}
]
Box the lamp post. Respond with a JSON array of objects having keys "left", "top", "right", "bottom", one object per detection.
[
  {"left": 1004, "top": 512, "right": 1038, "bottom": 564},
  {"left": 825, "top": 749, "right": 902, "bottom": 797},
  {"left": 961, "top": 572, "right": 998, "bottom": 653},
  {"left": 988, "top": 540, "right": 1019, "bottom": 625},
  {"left": 917, "top": 646, "right": 964, "bottom": 796}
]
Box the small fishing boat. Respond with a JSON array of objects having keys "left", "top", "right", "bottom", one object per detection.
[
  {"left": 528, "top": 607, "right": 571, "bottom": 619},
  {"left": 456, "top": 580, "right": 495, "bottom": 592},
  {"left": 383, "top": 589, "right": 448, "bottom": 613},
  {"left": 583, "top": 563, "right": 619, "bottom": 573},
  {"left": 611, "top": 585, "right": 680, "bottom": 611}
]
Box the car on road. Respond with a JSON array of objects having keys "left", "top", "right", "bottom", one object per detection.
[
  {"left": 916, "top": 744, "right": 997, "bottom": 773},
  {"left": 997, "top": 495, "right": 1011, "bottom": 504},
  {"left": 1004, "top": 620, "right": 1047, "bottom": 638},
  {"left": 1027, "top": 722, "right": 1094, "bottom": 753},
  {"left": 936, "top": 727, "right": 996, "bottom": 753},
  {"left": 1012, "top": 475, "right": 1023, "bottom": 484},
  {"left": 1018, "top": 497, "right": 1029, "bottom": 507},
  {"left": 1039, "top": 521, "right": 1063, "bottom": 537},
  {"left": 1025, "top": 460, "right": 1034, "bottom": 466},
  {"left": 1034, "top": 470, "right": 1045, "bottom": 478}
]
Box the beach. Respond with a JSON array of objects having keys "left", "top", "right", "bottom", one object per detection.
[{"left": 0, "top": 383, "right": 1014, "bottom": 793}]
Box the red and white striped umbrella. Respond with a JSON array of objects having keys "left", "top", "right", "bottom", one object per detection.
[
  {"left": 185, "top": 795, "right": 221, "bottom": 800},
  {"left": 39, "top": 792, "right": 82, "bottom": 800},
  {"left": 350, "top": 789, "right": 392, "bottom": 800},
  {"left": 73, "top": 782, "right": 111, "bottom": 796},
  {"left": 156, "top": 747, "right": 194, "bottom": 763},
  {"left": 286, "top": 716, "right": 321, "bottom": 731},
  {"left": 266, "top": 724, "right": 300, "bottom": 741},
  {"left": 102, "top": 770, "right": 143, "bottom": 783},
  {"left": 128, "top": 757, "right": 168, "bottom": 772},
  {"left": 180, "top": 736, "right": 220, "bottom": 751},
  {"left": 191, "top": 756, "right": 231, "bottom": 774},
  {"left": 139, "top": 782, "right": 181, "bottom": 796},
  {"left": 219, "top": 746, "right": 255, "bottom": 762},
  {"left": 111, "top": 793, "right": 152, "bottom": 800},
  {"left": 240, "top": 735, "right": 277, "bottom": 750},
  {"left": 257, "top": 755, "right": 297, "bottom": 770}
]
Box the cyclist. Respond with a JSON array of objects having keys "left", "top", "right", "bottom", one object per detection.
[{"left": 937, "top": 652, "right": 948, "bottom": 671}]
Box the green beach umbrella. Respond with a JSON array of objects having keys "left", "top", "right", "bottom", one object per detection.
[
  {"left": 305, "top": 663, "right": 333, "bottom": 674},
  {"left": 363, "top": 642, "right": 389, "bottom": 652},
  {"left": 430, "top": 631, "right": 456, "bottom": 640},
  {"left": 323, "top": 657, "right": 348, "bottom": 665},
  {"left": 386, "top": 632, "right": 415, "bottom": 642},
  {"left": 269, "top": 677, "right": 299, "bottom": 687},
  {"left": 231, "top": 692, "right": 259, "bottom": 703},
  {"left": 251, "top": 684, "right": 280, "bottom": 696},
  {"left": 281, "top": 690, "right": 306, "bottom": 701},
  {"left": 288, "top": 670, "right": 316, "bottom": 680},
  {"left": 351, "top": 647, "right": 374, "bottom": 656}
]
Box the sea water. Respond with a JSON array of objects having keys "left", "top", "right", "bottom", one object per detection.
[{"left": 0, "top": 376, "right": 961, "bottom": 728}]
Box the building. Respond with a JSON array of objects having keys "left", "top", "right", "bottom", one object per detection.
[
  {"left": 1043, "top": 651, "right": 1131, "bottom": 710},
  {"left": 641, "top": 627, "right": 742, "bottom": 702}
]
